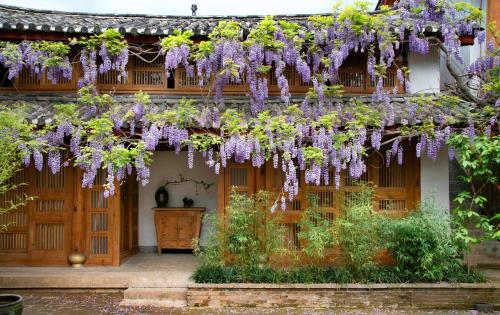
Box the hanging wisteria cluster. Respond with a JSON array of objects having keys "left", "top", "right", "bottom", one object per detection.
[
  {"left": 0, "top": 41, "right": 72, "bottom": 83},
  {"left": 1, "top": 0, "right": 498, "bottom": 204},
  {"left": 75, "top": 28, "right": 129, "bottom": 87}
]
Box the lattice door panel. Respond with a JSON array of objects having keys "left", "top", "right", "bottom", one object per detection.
[
  {"left": 85, "top": 169, "right": 115, "bottom": 264},
  {"left": 0, "top": 169, "right": 30, "bottom": 253},
  {"left": 224, "top": 162, "right": 255, "bottom": 213},
  {"left": 29, "top": 163, "right": 74, "bottom": 259},
  {"left": 370, "top": 146, "right": 418, "bottom": 216}
]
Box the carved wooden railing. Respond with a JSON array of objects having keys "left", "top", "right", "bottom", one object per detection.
[{"left": 3, "top": 53, "right": 405, "bottom": 94}]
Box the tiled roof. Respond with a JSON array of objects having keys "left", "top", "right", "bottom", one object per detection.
[
  {"left": 0, "top": 92, "right": 437, "bottom": 126},
  {"left": 0, "top": 4, "right": 316, "bottom": 36}
]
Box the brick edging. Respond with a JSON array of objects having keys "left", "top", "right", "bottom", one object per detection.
[{"left": 187, "top": 282, "right": 500, "bottom": 309}]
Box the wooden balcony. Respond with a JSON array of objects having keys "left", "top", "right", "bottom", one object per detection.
[{"left": 1, "top": 53, "right": 405, "bottom": 95}]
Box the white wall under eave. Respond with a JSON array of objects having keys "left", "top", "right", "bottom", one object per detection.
[
  {"left": 138, "top": 151, "right": 218, "bottom": 247},
  {"left": 408, "top": 46, "right": 441, "bottom": 94},
  {"left": 420, "top": 148, "right": 450, "bottom": 211}
]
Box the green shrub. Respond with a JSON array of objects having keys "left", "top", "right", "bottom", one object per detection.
[
  {"left": 334, "top": 184, "right": 382, "bottom": 272},
  {"left": 194, "top": 190, "right": 286, "bottom": 269},
  {"left": 193, "top": 188, "right": 485, "bottom": 284},
  {"left": 298, "top": 196, "right": 336, "bottom": 261},
  {"left": 0, "top": 108, "right": 36, "bottom": 232},
  {"left": 192, "top": 264, "right": 484, "bottom": 284},
  {"left": 380, "top": 197, "right": 465, "bottom": 282}
]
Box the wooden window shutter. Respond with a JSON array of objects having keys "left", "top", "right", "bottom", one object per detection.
[
  {"left": 370, "top": 145, "right": 420, "bottom": 215},
  {"left": 223, "top": 161, "right": 255, "bottom": 205}
]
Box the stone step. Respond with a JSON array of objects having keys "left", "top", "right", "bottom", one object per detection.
[{"left": 120, "top": 287, "right": 187, "bottom": 308}]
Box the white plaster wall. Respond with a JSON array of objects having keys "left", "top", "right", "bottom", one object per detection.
[
  {"left": 439, "top": 0, "right": 487, "bottom": 89},
  {"left": 420, "top": 148, "right": 450, "bottom": 211},
  {"left": 408, "top": 46, "right": 441, "bottom": 94},
  {"left": 138, "top": 151, "right": 218, "bottom": 247}
]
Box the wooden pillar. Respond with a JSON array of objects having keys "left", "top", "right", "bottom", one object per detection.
[
  {"left": 72, "top": 168, "right": 85, "bottom": 253},
  {"left": 111, "top": 181, "right": 121, "bottom": 266}
]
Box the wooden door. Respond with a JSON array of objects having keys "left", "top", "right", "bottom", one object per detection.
[
  {"left": 29, "top": 164, "right": 74, "bottom": 262},
  {"left": 84, "top": 169, "right": 116, "bottom": 265}
]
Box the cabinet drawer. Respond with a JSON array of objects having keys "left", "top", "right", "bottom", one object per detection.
[
  {"left": 177, "top": 240, "right": 194, "bottom": 248},
  {"left": 159, "top": 240, "right": 178, "bottom": 248}
]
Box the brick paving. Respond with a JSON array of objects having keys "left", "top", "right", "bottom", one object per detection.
[{"left": 5, "top": 290, "right": 484, "bottom": 315}]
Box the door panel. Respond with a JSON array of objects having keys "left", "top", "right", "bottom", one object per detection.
[
  {"left": 30, "top": 163, "right": 74, "bottom": 260},
  {"left": 85, "top": 169, "right": 115, "bottom": 264}
]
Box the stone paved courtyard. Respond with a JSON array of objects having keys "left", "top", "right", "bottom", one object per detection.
[
  {"left": 0, "top": 252, "right": 198, "bottom": 289},
  {"left": 6, "top": 290, "right": 492, "bottom": 315}
]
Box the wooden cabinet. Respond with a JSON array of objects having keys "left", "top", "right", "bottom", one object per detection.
[{"left": 153, "top": 207, "right": 204, "bottom": 255}]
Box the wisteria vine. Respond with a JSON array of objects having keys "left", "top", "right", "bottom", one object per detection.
[{"left": 0, "top": 0, "right": 498, "bottom": 207}]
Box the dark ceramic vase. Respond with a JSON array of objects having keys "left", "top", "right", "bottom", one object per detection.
[
  {"left": 155, "top": 186, "right": 169, "bottom": 208},
  {"left": 0, "top": 294, "right": 23, "bottom": 315},
  {"left": 182, "top": 197, "right": 194, "bottom": 208}
]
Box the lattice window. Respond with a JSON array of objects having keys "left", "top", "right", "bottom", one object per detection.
[
  {"left": 284, "top": 223, "right": 301, "bottom": 250},
  {"left": 177, "top": 68, "right": 199, "bottom": 87},
  {"left": 379, "top": 161, "right": 405, "bottom": 187},
  {"left": 91, "top": 212, "right": 108, "bottom": 232},
  {"left": 0, "top": 233, "right": 27, "bottom": 251},
  {"left": 338, "top": 53, "right": 365, "bottom": 89},
  {"left": 34, "top": 223, "right": 65, "bottom": 250},
  {"left": 91, "top": 235, "right": 109, "bottom": 255},
  {"left": 36, "top": 165, "right": 66, "bottom": 188},
  {"left": 35, "top": 200, "right": 64, "bottom": 212},
  {"left": 379, "top": 199, "right": 406, "bottom": 211},
  {"left": 130, "top": 54, "right": 165, "bottom": 86}
]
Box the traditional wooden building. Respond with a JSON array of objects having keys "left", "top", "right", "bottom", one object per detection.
[{"left": 0, "top": 4, "right": 495, "bottom": 267}]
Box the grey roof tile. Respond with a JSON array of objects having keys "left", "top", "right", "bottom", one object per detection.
[
  {"left": 0, "top": 92, "right": 418, "bottom": 126},
  {"left": 0, "top": 4, "right": 316, "bottom": 36}
]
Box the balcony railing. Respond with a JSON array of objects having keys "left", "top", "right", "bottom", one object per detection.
[{"left": 2, "top": 53, "right": 405, "bottom": 94}]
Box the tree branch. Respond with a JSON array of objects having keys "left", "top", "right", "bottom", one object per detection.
[{"left": 436, "top": 41, "right": 488, "bottom": 107}]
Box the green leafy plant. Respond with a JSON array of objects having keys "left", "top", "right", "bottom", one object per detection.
[
  {"left": 448, "top": 134, "right": 499, "bottom": 250},
  {"left": 381, "top": 197, "right": 465, "bottom": 282},
  {"left": 298, "top": 196, "right": 336, "bottom": 262},
  {"left": 335, "top": 184, "right": 382, "bottom": 272},
  {"left": 0, "top": 108, "right": 37, "bottom": 232},
  {"left": 195, "top": 190, "right": 286, "bottom": 270}
]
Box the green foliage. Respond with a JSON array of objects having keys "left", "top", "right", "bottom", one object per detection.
[
  {"left": 160, "top": 30, "right": 193, "bottom": 51},
  {"left": 337, "top": 1, "right": 377, "bottom": 35},
  {"left": 381, "top": 197, "right": 464, "bottom": 282},
  {"left": 195, "top": 190, "right": 286, "bottom": 269},
  {"left": 147, "top": 97, "right": 200, "bottom": 128},
  {"left": 193, "top": 263, "right": 484, "bottom": 284},
  {"left": 193, "top": 41, "right": 215, "bottom": 60},
  {"left": 209, "top": 21, "right": 242, "bottom": 41},
  {"left": 448, "top": 134, "right": 500, "bottom": 246},
  {"left": 74, "top": 28, "right": 127, "bottom": 55},
  {"left": 335, "top": 185, "right": 382, "bottom": 271},
  {"left": 0, "top": 108, "right": 36, "bottom": 232},
  {"left": 301, "top": 146, "right": 324, "bottom": 165},
  {"left": 193, "top": 187, "right": 484, "bottom": 284},
  {"left": 186, "top": 133, "right": 222, "bottom": 152},
  {"left": 298, "top": 198, "right": 336, "bottom": 261},
  {"left": 453, "top": 2, "right": 484, "bottom": 24},
  {"left": 245, "top": 16, "right": 284, "bottom": 51}
]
